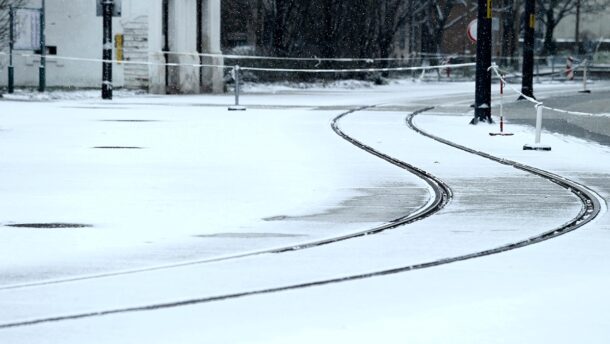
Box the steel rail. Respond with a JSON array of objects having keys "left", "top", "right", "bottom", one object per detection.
[
  {"left": 0, "top": 107, "right": 602, "bottom": 330},
  {"left": 0, "top": 107, "right": 450, "bottom": 291},
  {"left": 405, "top": 110, "right": 601, "bottom": 240}
]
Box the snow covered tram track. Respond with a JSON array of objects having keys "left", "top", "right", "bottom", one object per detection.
[
  {"left": 406, "top": 109, "right": 602, "bottom": 253},
  {"left": 0, "top": 107, "right": 450, "bottom": 292},
  {"left": 0, "top": 107, "right": 603, "bottom": 330},
  {"left": 0, "top": 106, "right": 456, "bottom": 330}
]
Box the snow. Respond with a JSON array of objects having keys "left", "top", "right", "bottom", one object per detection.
[{"left": 1, "top": 79, "right": 610, "bottom": 343}]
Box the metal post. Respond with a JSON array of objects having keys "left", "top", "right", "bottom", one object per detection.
[
  {"left": 520, "top": 0, "right": 536, "bottom": 99},
  {"left": 102, "top": 0, "right": 114, "bottom": 100},
  {"left": 489, "top": 77, "right": 514, "bottom": 136},
  {"left": 575, "top": 0, "right": 581, "bottom": 54},
  {"left": 551, "top": 56, "right": 555, "bottom": 82},
  {"left": 8, "top": 6, "right": 14, "bottom": 94},
  {"left": 235, "top": 66, "right": 240, "bottom": 105},
  {"left": 38, "top": 0, "right": 46, "bottom": 92},
  {"left": 500, "top": 79, "right": 504, "bottom": 131},
  {"left": 228, "top": 65, "right": 246, "bottom": 111},
  {"left": 472, "top": 0, "right": 493, "bottom": 124}
]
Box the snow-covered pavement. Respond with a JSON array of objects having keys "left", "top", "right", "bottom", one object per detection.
[{"left": 1, "top": 80, "right": 610, "bottom": 343}]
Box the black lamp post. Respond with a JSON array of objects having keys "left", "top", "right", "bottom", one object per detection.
[
  {"left": 473, "top": 0, "right": 493, "bottom": 124},
  {"left": 102, "top": 0, "right": 114, "bottom": 100}
]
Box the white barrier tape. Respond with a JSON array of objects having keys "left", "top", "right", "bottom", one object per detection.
[
  {"left": 0, "top": 51, "right": 475, "bottom": 74},
  {"left": 541, "top": 107, "right": 597, "bottom": 117},
  {"left": 490, "top": 64, "right": 541, "bottom": 105},
  {"left": 490, "top": 63, "right": 599, "bottom": 117},
  {"left": 240, "top": 62, "right": 475, "bottom": 73},
  {"left": 0, "top": 51, "right": 233, "bottom": 70},
  {"left": 163, "top": 51, "right": 420, "bottom": 62},
  {"left": 169, "top": 51, "right": 549, "bottom": 62}
]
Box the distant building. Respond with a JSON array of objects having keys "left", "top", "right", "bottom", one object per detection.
[
  {"left": 0, "top": 0, "right": 223, "bottom": 94},
  {"left": 553, "top": 6, "right": 610, "bottom": 54}
]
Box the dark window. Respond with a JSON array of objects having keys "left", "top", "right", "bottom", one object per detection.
[{"left": 34, "top": 46, "right": 57, "bottom": 55}]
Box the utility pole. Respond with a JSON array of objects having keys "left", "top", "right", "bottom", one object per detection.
[
  {"left": 575, "top": 0, "right": 581, "bottom": 54},
  {"left": 520, "top": 0, "right": 535, "bottom": 99},
  {"left": 473, "top": 0, "right": 493, "bottom": 124},
  {"left": 102, "top": 0, "right": 114, "bottom": 100},
  {"left": 39, "top": 0, "right": 46, "bottom": 92},
  {"left": 8, "top": 6, "right": 14, "bottom": 94}
]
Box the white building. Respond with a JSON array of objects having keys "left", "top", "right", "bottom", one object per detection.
[{"left": 1, "top": 0, "right": 224, "bottom": 94}]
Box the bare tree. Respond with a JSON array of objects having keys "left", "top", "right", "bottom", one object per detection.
[
  {"left": 497, "top": 0, "right": 521, "bottom": 61},
  {"left": 536, "top": 0, "right": 609, "bottom": 54},
  {"left": 0, "top": 0, "right": 26, "bottom": 49},
  {"left": 418, "top": 0, "right": 461, "bottom": 56}
]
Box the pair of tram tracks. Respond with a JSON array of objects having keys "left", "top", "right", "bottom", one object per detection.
[
  {"left": 0, "top": 106, "right": 602, "bottom": 329},
  {"left": 0, "top": 107, "right": 450, "bottom": 293}
]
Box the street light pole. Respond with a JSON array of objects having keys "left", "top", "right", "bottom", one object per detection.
[
  {"left": 38, "top": 0, "right": 46, "bottom": 92},
  {"left": 520, "top": 0, "right": 536, "bottom": 99},
  {"left": 575, "top": 0, "right": 581, "bottom": 54},
  {"left": 473, "top": 0, "right": 493, "bottom": 124},
  {"left": 102, "top": 0, "right": 114, "bottom": 100},
  {"left": 8, "top": 6, "right": 14, "bottom": 94}
]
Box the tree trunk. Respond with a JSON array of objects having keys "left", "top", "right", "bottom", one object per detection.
[{"left": 542, "top": 7, "right": 557, "bottom": 55}]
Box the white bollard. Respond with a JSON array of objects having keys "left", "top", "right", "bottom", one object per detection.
[
  {"left": 534, "top": 104, "right": 543, "bottom": 144},
  {"left": 523, "top": 104, "right": 551, "bottom": 151},
  {"left": 580, "top": 60, "right": 591, "bottom": 93}
]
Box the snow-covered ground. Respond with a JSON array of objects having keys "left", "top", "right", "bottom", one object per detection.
[{"left": 1, "top": 79, "right": 610, "bottom": 343}]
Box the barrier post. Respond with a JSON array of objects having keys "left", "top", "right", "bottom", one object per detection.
[
  {"left": 566, "top": 56, "right": 575, "bottom": 80},
  {"left": 228, "top": 65, "right": 246, "bottom": 111},
  {"left": 523, "top": 104, "right": 551, "bottom": 151},
  {"left": 490, "top": 76, "right": 514, "bottom": 136}
]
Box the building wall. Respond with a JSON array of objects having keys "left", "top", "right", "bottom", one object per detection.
[
  {"left": 1, "top": 0, "right": 223, "bottom": 93},
  {"left": 0, "top": 0, "right": 135, "bottom": 89}
]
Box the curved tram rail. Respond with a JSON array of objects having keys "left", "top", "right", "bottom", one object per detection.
[
  {"left": 0, "top": 106, "right": 451, "bottom": 291},
  {"left": 0, "top": 107, "right": 602, "bottom": 330}
]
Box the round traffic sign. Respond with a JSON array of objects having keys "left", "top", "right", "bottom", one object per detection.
[{"left": 467, "top": 19, "right": 477, "bottom": 43}]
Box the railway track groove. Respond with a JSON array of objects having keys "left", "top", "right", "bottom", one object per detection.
[{"left": 0, "top": 106, "right": 601, "bottom": 330}]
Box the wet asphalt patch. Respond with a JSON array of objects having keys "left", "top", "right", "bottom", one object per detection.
[
  {"left": 5, "top": 223, "right": 92, "bottom": 229},
  {"left": 93, "top": 146, "right": 144, "bottom": 149},
  {"left": 98, "top": 120, "right": 159, "bottom": 123},
  {"left": 194, "top": 233, "right": 305, "bottom": 239}
]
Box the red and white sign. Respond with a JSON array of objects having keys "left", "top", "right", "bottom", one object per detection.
[{"left": 467, "top": 19, "right": 477, "bottom": 43}]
